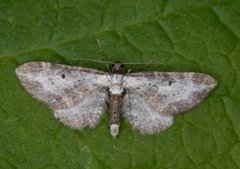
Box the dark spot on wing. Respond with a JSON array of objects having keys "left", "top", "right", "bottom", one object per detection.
[
  {"left": 55, "top": 96, "right": 62, "bottom": 101},
  {"left": 168, "top": 81, "right": 173, "bottom": 86},
  {"left": 63, "top": 88, "right": 70, "bottom": 93},
  {"left": 61, "top": 74, "right": 65, "bottom": 79}
]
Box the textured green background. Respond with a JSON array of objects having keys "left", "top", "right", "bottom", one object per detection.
[{"left": 0, "top": 0, "right": 240, "bottom": 169}]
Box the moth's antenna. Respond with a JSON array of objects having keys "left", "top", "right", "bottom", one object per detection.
[
  {"left": 123, "top": 60, "right": 165, "bottom": 72},
  {"left": 72, "top": 57, "right": 112, "bottom": 64},
  {"left": 97, "top": 39, "right": 104, "bottom": 54},
  {"left": 73, "top": 38, "right": 164, "bottom": 67},
  {"left": 96, "top": 39, "right": 111, "bottom": 72},
  {"left": 122, "top": 60, "right": 164, "bottom": 65},
  {"left": 72, "top": 58, "right": 164, "bottom": 65}
]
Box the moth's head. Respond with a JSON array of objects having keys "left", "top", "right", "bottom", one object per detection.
[{"left": 111, "top": 61, "right": 124, "bottom": 74}]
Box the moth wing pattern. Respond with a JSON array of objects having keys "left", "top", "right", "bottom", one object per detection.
[
  {"left": 54, "top": 87, "right": 109, "bottom": 129},
  {"left": 16, "top": 62, "right": 110, "bottom": 129},
  {"left": 123, "top": 88, "right": 174, "bottom": 134},
  {"left": 123, "top": 72, "right": 217, "bottom": 134}
]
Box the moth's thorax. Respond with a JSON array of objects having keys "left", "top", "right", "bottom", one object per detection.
[{"left": 109, "top": 74, "right": 124, "bottom": 94}]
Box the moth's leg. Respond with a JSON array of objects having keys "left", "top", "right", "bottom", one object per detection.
[
  {"left": 126, "top": 69, "right": 132, "bottom": 74},
  {"left": 96, "top": 39, "right": 107, "bottom": 60},
  {"left": 106, "top": 63, "right": 111, "bottom": 73},
  {"left": 135, "top": 60, "right": 153, "bottom": 72},
  {"left": 96, "top": 39, "right": 111, "bottom": 73},
  {"left": 96, "top": 39, "right": 103, "bottom": 55}
]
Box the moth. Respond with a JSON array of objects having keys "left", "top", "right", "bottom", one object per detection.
[{"left": 16, "top": 61, "right": 217, "bottom": 138}]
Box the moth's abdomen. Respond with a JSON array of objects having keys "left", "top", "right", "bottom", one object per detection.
[{"left": 109, "top": 93, "right": 124, "bottom": 138}]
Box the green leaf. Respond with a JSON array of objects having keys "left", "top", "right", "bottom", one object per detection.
[{"left": 0, "top": 0, "right": 240, "bottom": 169}]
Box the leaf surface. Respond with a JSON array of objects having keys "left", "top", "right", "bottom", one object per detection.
[{"left": 0, "top": 0, "right": 240, "bottom": 169}]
